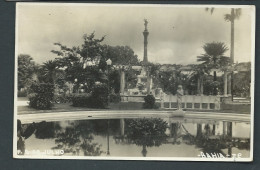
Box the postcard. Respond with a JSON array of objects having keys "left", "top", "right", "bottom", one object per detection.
[{"left": 14, "top": 3, "right": 255, "bottom": 161}]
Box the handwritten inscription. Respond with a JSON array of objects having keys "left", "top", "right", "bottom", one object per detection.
[{"left": 198, "top": 152, "right": 242, "bottom": 159}]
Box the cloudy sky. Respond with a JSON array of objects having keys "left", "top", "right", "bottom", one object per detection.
[{"left": 17, "top": 3, "right": 254, "bottom": 65}]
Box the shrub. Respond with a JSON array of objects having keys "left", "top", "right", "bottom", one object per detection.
[
  {"left": 72, "top": 84, "right": 108, "bottom": 109},
  {"left": 90, "top": 84, "right": 108, "bottom": 108},
  {"left": 109, "top": 93, "right": 121, "bottom": 103},
  {"left": 143, "top": 94, "right": 157, "bottom": 109},
  {"left": 28, "top": 83, "right": 54, "bottom": 110},
  {"left": 71, "top": 93, "right": 91, "bottom": 107}
]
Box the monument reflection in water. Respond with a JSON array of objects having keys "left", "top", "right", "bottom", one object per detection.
[{"left": 17, "top": 117, "right": 250, "bottom": 158}]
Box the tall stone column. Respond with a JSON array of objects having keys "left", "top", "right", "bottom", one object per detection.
[
  {"left": 200, "top": 77, "right": 204, "bottom": 95},
  {"left": 143, "top": 19, "right": 149, "bottom": 65},
  {"left": 120, "top": 119, "right": 125, "bottom": 136},
  {"left": 197, "top": 77, "right": 201, "bottom": 95},
  {"left": 120, "top": 69, "right": 125, "bottom": 95},
  {"left": 224, "top": 72, "right": 228, "bottom": 96},
  {"left": 228, "top": 73, "right": 232, "bottom": 95}
]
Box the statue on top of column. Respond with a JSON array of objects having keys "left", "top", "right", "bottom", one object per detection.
[{"left": 144, "top": 19, "right": 148, "bottom": 30}]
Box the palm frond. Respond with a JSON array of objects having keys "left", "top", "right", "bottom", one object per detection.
[
  {"left": 205, "top": 7, "right": 214, "bottom": 15},
  {"left": 234, "top": 8, "right": 242, "bottom": 19},
  {"left": 224, "top": 14, "right": 232, "bottom": 22},
  {"left": 210, "top": 8, "right": 215, "bottom": 14}
]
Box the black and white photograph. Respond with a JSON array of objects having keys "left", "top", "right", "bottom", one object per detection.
[{"left": 14, "top": 3, "right": 255, "bottom": 161}]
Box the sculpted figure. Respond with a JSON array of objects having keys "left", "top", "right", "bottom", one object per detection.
[
  {"left": 144, "top": 19, "right": 148, "bottom": 30},
  {"left": 176, "top": 85, "right": 184, "bottom": 110}
]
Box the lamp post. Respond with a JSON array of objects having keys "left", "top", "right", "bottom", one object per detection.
[
  {"left": 106, "top": 59, "right": 112, "bottom": 108},
  {"left": 74, "top": 78, "right": 78, "bottom": 93}
]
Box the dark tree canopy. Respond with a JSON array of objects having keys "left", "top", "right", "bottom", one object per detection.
[{"left": 18, "top": 54, "right": 37, "bottom": 90}]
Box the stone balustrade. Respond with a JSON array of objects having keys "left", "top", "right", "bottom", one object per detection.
[{"left": 161, "top": 94, "right": 221, "bottom": 110}]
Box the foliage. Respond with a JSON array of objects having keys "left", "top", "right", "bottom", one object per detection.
[
  {"left": 52, "top": 32, "right": 106, "bottom": 86},
  {"left": 197, "top": 42, "right": 229, "bottom": 70},
  {"left": 203, "top": 76, "right": 223, "bottom": 95},
  {"left": 101, "top": 45, "right": 140, "bottom": 66},
  {"left": 125, "top": 69, "right": 138, "bottom": 89},
  {"left": 28, "top": 83, "right": 54, "bottom": 110},
  {"left": 125, "top": 118, "right": 168, "bottom": 156},
  {"left": 72, "top": 83, "right": 108, "bottom": 108},
  {"left": 233, "top": 71, "right": 251, "bottom": 97},
  {"left": 35, "top": 121, "right": 61, "bottom": 139},
  {"left": 51, "top": 32, "right": 140, "bottom": 96},
  {"left": 71, "top": 93, "right": 91, "bottom": 107},
  {"left": 224, "top": 8, "right": 242, "bottom": 22},
  {"left": 53, "top": 120, "right": 103, "bottom": 156},
  {"left": 157, "top": 70, "right": 176, "bottom": 94},
  {"left": 157, "top": 69, "right": 188, "bottom": 95},
  {"left": 18, "top": 54, "right": 38, "bottom": 92},
  {"left": 109, "top": 93, "right": 121, "bottom": 103},
  {"left": 91, "top": 83, "right": 108, "bottom": 108},
  {"left": 137, "top": 83, "right": 145, "bottom": 91},
  {"left": 143, "top": 94, "right": 157, "bottom": 109},
  {"left": 197, "top": 42, "right": 229, "bottom": 95},
  {"left": 40, "top": 60, "right": 57, "bottom": 83},
  {"left": 108, "top": 69, "right": 120, "bottom": 94}
]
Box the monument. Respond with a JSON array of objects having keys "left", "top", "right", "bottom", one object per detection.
[
  {"left": 128, "top": 19, "right": 153, "bottom": 96},
  {"left": 143, "top": 19, "right": 149, "bottom": 64}
]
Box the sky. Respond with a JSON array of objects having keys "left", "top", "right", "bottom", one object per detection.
[{"left": 16, "top": 4, "right": 255, "bottom": 65}]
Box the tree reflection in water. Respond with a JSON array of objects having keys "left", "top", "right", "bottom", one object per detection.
[
  {"left": 17, "top": 119, "right": 36, "bottom": 155},
  {"left": 183, "top": 122, "right": 250, "bottom": 157},
  {"left": 125, "top": 118, "right": 168, "bottom": 157},
  {"left": 53, "top": 120, "right": 104, "bottom": 156},
  {"left": 17, "top": 118, "right": 250, "bottom": 157}
]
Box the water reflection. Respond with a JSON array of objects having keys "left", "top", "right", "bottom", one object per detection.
[
  {"left": 52, "top": 120, "right": 103, "bottom": 156},
  {"left": 17, "top": 117, "right": 250, "bottom": 157},
  {"left": 124, "top": 118, "right": 168, "bottom": 157}
]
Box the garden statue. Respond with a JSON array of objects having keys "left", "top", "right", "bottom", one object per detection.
[
  {"left": 176, "top": 85, "right": 184, "bottom": 110},
  {"left": 144, "top": 19, "right": 148, "bottom": 30}
]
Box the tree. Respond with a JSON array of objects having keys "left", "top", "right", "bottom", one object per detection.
[
  {"left": 52, "top": 32, "right": 140, "bottom": 94},
  {"left": 41, "top": 60, "right": 58, "bottom": 84},
  {"left": 197, "top": 42, "right": 229, "bottom": 95},
  {"left": 206, "top": 8, "right": 242, "bottom": 97},
  {"left": 157, "top": 70, "right": 176, "bottom": 94},
  {"left": 18, "top": 54, "right": 37, "bottom": 91},
  {"left": 51, "top": 32, "right": 106, "bottom": 91},
  {"left": 233, "top": 62, "right": 251, "bottom": 97},
  {"left": 101, "top": 45, "right": 140, "bottom": 66},
  {"left": 189, "top": 64, "right": 209, "bottom": 95},
  {"left": 101, "top": 45, "right": 140, "bottom": 93},
  {"left": 125, "top": 118, "right": 168, "bottom": 157},
  {"left": 206, "top": 7, "right": 242, "bottom": 63},
  {"left": 53, "top": 120, "right": 103, "bottom": 156}
]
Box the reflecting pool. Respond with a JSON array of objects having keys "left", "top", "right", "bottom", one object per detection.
[{"left": 17, "top": 117, "right": 250, "bottom": 158}]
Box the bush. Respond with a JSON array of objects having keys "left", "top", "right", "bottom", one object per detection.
[
  {"left": 28, "top": 83, "right": 54, "bottom": 110},
  {"left": 71, "top": 93, "right": 91, "bottom": 107},
  {"left": 90, "top": 84, "right": 108, "bottom": 108},
  {"left": 143, "top": 94, "right": 157, "bottom": 109},
  {"left": 18, "top": 90, "right": 27, "bottom": 97},
  {"left": 72, "top": 84, "right": 108, "bottom": 109},
  {"left": 109, "top": 93, "right": 121, "bottom": 103}
]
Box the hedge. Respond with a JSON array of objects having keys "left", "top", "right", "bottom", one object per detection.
[
  {"left": 72, "top": 84, "right": 108, "bottom": 109},
  {"left": 28, "top": 83, "right": 54, "bottom": 110}
]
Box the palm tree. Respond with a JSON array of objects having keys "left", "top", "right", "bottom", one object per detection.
[
  {"left": 224, "top": 8, "right": 242, "bottom": 63},
  {"left": 42, "top": 60, "right": 58, "bottom": 84},
  {"left": 197, "top": 42, "right": 229, "bottom": 95},
  {"left": 205, "top": 8, "right": 241, "bottom": 63},
  {"left": 206, "top": 8, "right": 242, "bottom": 98},
  {"left": 190, "top": 64, "right": 209, "bottom": 95}
]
